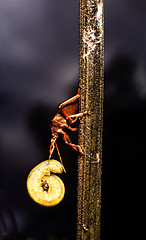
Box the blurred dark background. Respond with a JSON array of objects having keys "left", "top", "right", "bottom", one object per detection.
[{"left": 0, "top": 0, "right": 145, "bottom": 239}]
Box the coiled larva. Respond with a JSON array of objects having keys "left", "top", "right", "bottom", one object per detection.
[{"left": 27, "top": 160, "right": 65, "bottom": 207}]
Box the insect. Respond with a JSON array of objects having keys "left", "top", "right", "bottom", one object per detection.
[
  {"left": 49, "top": 89, "right": 87, "bottom": 171},
  {"left": 27, "top": 89, "right": 87, "bottom": 207},
  {"left": 27, "top": 159, "right": 65, "bottom": 207}
]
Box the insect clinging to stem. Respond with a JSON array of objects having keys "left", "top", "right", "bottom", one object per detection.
[{"left": 49, "top": 88, "right": 87, "bottom": 171}]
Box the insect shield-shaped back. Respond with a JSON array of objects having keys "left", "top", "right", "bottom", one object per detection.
[{"left": 27, "top": 160, "right": 65, "bottom": 207}]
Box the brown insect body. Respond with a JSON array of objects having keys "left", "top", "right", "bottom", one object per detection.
[{"left": 49, "top": 89, "right": 87, "bottom": 171}]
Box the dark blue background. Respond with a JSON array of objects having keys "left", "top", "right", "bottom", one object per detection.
[{"left": 0, "top": 0, "right": 145, "bottom": 239}]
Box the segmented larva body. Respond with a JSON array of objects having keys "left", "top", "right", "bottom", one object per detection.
[{"left": 27, "top": 160, "right": 65, "bottom": 207}]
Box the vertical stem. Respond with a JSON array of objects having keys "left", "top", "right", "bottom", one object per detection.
[{"left": 77, "top": 0, "right": 104, "bottom": 239}]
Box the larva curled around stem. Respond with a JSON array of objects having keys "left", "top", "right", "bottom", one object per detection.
[{"left": 27, "top": 160, "right": 65, "bottom": 207}]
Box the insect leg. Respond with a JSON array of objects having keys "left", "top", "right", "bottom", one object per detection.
[
  {"left": 69, "top": 111, "right": 87, "bottom": 119},
  {"left": 66, "top": 126, "right": 78, "bottom": 131},
  {"left": 63, "top": 132, "right": 83, "bottom": 154},
  {"left": 65, "top": 111, "right": 87, "bottom": 125},
  {"left": 59, "top": 108, "right": 73, "bottom": 124},
  {"left": 60, "top": 109, "right": 87, "bottom": 125},
  {"left": 58, "top": 90, "right": 80, "bottom": 109}
]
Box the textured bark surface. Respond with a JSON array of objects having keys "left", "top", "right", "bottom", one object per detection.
[{"left": 77, "top": 0, "right": 104, "bottom": 239}]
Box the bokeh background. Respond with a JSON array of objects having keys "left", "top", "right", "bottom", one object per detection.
[{"left": 0, "top": 0, "right": 145, "bottom": 239}]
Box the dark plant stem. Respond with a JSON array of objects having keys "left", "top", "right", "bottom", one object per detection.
[{"left": 77, "top": 0, "right": 104, "bottom": 239}]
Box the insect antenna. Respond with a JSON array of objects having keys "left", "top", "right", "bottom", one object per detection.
[
  {"left": 55, "top": 142, "right": 66, "bottom": 173},
  {"left": 49, "top": 134, "right": 58, "bottom": 160}
]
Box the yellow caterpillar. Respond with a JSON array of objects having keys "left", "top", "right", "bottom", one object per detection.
[{"left": 27, "top": 160, "right": 65, "bottom": 207}]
